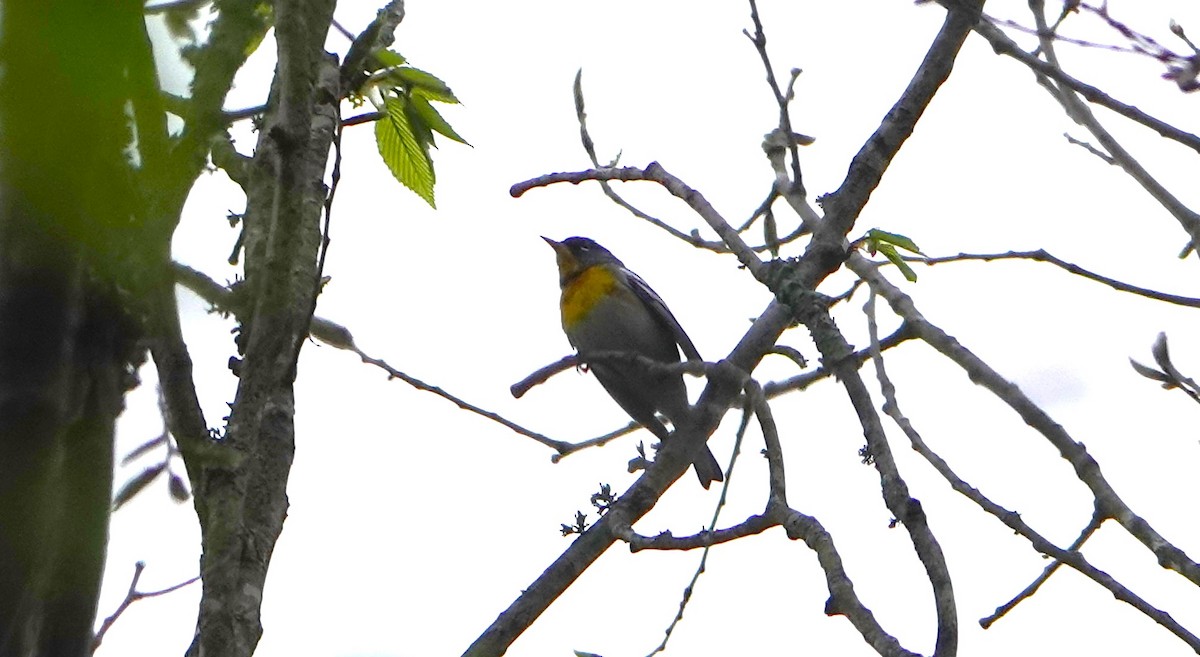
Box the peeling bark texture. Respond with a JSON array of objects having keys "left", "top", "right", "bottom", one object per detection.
[
  {"left": 0, "top": 1, "right": 144, "bottom": 656},
  {"left": 186, "top": 0, "right": 339, "bottom": 655}
]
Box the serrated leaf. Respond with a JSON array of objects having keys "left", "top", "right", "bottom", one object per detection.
[
  {"left": 868, "top": 228, "right": 923, "bottom": 255},
  {"left": 392, "top": 66, "right": 459, "bottom": 103},
  {"left": 406, "top": 99, "right": 435, "bottom": 150},
  {"left": 409, "top": 92, "right": 470, "bottom": 146},
  {"left": 113, "top": 464, "right": 166, "bottom": 511},
  {"left": 121, "top": 432, "right": 169, "bottom": 465},
  {"left": 878, "top": 243, "right": 918, "bottom": 282},
  {"left": 375, "top": 95, "right": 436, "bottom": 207},
  {"left": 372, "top": 48, "right": 406, "bottom": 70}
]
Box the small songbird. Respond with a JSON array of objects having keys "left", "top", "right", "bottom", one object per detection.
[{"left": 543, "top": 236, "right": 723, "bottom": 488}]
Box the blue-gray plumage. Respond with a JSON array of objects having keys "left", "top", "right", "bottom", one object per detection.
[{"left": 545, "top": 236, "right": 723, "bottom": 488}]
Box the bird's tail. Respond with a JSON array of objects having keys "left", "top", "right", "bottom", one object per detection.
[{"left": 692, "top": 445, "right": 724, "bottom": 489}]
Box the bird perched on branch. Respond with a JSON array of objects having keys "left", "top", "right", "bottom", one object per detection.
[{"left": 543, "top": 236, "right": 723, "bottom": 488}]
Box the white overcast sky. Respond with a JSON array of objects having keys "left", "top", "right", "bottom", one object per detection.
[{"left": 99, "top": 1, "right": 1200, "bottom": 656}]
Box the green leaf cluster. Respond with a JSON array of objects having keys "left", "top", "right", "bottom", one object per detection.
[
  {"left": 364, "top": 49, "right": 469, "bottom": 208},
  {"left": 862, "top": 228, "right": 923, "bottom": 282}
]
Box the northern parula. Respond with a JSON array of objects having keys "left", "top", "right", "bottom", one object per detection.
[{"left": 543, "top": 236, "right": 723, "bottom": 489}]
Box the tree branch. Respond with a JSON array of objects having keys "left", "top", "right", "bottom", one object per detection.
[
  {"left": 971, "top": 14, "right": 1200, "bottom": 250},
  {"left": 859, "top": 264, "right": 1200, "bottom": 649},
  {"left": 187, "top": 0, "right": 338, "bottom": 654},
  {"left": 912, "top": 250, "right": 1200, "bottom": 308},
  {"left": 972, "top": 14, "right": 1200, "bottom": 156},
  {"left": 848, "top": 253, "right": 1200, "bottom": 589}
]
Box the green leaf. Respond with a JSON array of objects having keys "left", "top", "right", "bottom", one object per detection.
[
  {"left": 375, "top": 95, "right": 436, "bottom": 207},
  {"left": 391, "top": 66, "right": 459, "bottom": 103},
  {"left": 877, "top": 243, "right": 918, "bottom": 282},
  {"left": 866, "top": 228, "right": 923, "bottom": 255},
  {"left": 243, "top": 2, "right": 275, "bottom": 57},
  {"left": 409, "top": 92, "right": 470, "bottom": 145},
  {"left": 405, "top": 99, "right": 435, "bottom": 150},
  {"left": 371, "top": 48, "right": 406, "bottom": 70}
]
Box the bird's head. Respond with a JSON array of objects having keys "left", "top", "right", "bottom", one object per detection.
[{"left": 542, "top": 236, "right": 620, "bottom": 284}]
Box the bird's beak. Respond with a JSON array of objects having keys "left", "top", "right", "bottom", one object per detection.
[
  {"left": 542, "top": 236, "right": 569, "bottom": 261},
  {"left": 542, "top": 236, "right": 575, "bottom": 282}
]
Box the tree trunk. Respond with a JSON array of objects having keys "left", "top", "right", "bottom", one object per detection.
[{"left": 187, "top": 1, "right": 339, "bottom": 654}]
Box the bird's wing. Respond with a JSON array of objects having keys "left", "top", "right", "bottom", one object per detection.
[{"left": 623, "top": 268, "right": 702, "bottom": 361}]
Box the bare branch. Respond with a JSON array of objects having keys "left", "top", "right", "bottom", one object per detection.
[
  {"left": 861, "top": 271, "right": 1200, "bottom": 648},
  {"left": 849, "top": 252, "right": 1200, "bottom": 588},
  {"left": 627, "top": 513, "right": 777, "bottom": 552},
  {"left": 1064, "top": 132, "right": 1117, "bottom": 164},
  {"left": 763, "top": 324, "right": 913, "bottom": 400},
  {"left": 342, "top": 110, "right": 385, "bottom": 127},
  {"left": 572, "top": 71, "right": 729, "bottom": 251},
  {"left": 150, "top": 271, "right": 226, "bottom": 471},
  {"left": 980, "top": 511, "right": 1104, "bottom": 628},
  {"left": 745, "top": 0, "right": 805, "bottom": 197},
  {"left": 1033, "top": 4, "right": 1200, "bottom": 249},
  {"left": 772, "top": 506, "right": 922, "bottom": 657},
  {"left": 92, "top": 562, "right": 201, "bottom": 653},
  {"left": 357, "top": 347, "right": 570, "bottom": 452},
  {"left": 339, "top": 0, "right": 406, "bottom": 94},
  {"left": 509, "top": 355, "right": 578, "bottom": 399},
  {"left": 488, "top": 6, "right": 986, "bottom": 654},
  {"left": 972, "top": 16, "right": 1200, "bottom": 155},
  {"left": 797, "top": 289, "right": 958, "bottom": 657},
  {"left": 912, "top": 250, "right": 1200, "bottom": 308},
  {"left": 748, "top": 378, "right": 787, "bottom": 506},
  {"left": 463, "top": 303, "right": 790, "bottom": 657},
  {"left": 512, "top": 163, "right": 764, "bottom": 277},
  {"left": 818, "top": 0, "right": 982, "bottom": 246},
  {"left": 172, "top": 263, "right": 590, "bottom": 456},
  {"left": 640, "top": 390, "right": 757, "bottom": 657}
]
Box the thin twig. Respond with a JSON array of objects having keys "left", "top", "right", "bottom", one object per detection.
[
  {"left": 771, "top": 504, "right": 922, "bottom": 657},
  {"left": 972, "top": 14, "right": 1200, "bottom": 156},
  {"left": 1021, "top": 2, "right": 1200, "bottom": 249},
  {"left": 980, "top": 511, "right": 1104, "bottom": 628},
  {"left": 356, "top": 347, "right": 571, "bottom": 452},
  {"left": 641, "top": 390, "right": 753, "bottom": 657},
  {"left": 572, "top": 71, "right": 728, "bottom": 252},
  {"left": 745, "top": 0, "right": 805, "bottom": 197},
  {"left": 912, "top": 250, "right": 1200, "bottom": 308},
  {"left": 1064, "top": 132, "right": 1116, "bottom": 163},
  {"left": 860, "top": 276, "right": 1199, "bottom": 648},
  {"left": 511, "top": 164, "right": 763, "bottom": 277},
  {"left": 92, "top": 562, "right": 201, "bottom": 652},
  {"left": 849, "top": 251, "right": 1200, "bottom": 588},
  {"left": 343, "top": 110, "right": 385, "bottom": 127}
]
